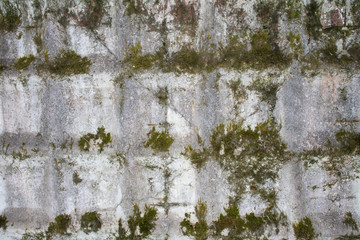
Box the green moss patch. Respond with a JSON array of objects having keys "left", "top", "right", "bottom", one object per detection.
[
  {"left": 40, "top": 50, "right": 91, "bottom": 76},
  {"left": 0, "top": 215, "right": 7, "bottom": 230},
  {"left": 344, "top": 212, "right": 358, "bottom": 231},
  {"left": 248, "top": 78, "right": 280, "bottom": 111},
  {"left": 117, "top": 204, "right": 158, "bottom": 240},
  {"left": 0, "top": 0, "right": 21, "bottom": 32},
  {"left": 180, "top": 200, "right": 209, "bottom": 240},
  {"left": 123, "top": 0, "right": 142, "bottom": 16},
  {"left": 183, "top": 200, "right": 287, "bottom": 239},
  {"left": 184, "top": 119, "right": 289, "bottom": 200},
  {"left": 144, "top": 127, "right": 174, "bottom": 153},
  {"left": 13, "top": 55, "right": 36, "bottom": 71},
  {"left": 81, "top": 211, "right": 102, "bottom": 233},
  {"left": 47, "top": 214, "right": 71, "bottom": 236},
  {"left": 123, "top": 42, "right": 157, "bottom": 70},
  {"left": 293, "top": 217, "right": 316, "bottom": 240},
  {"left": 78, "top": 126, "right": 112, "bottom": 153}
]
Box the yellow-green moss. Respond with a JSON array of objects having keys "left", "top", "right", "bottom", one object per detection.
[
  {"left": 180, "top": 200, "right": 209, "bottom": 240},
  {"left": 293, "top": 217, "right": 316, "bottom": 240},
  {"left": 117, "top": 204, "right": 158, "bottom": 240},
  {"left": 144, "top": 127, "right": 174, "bottom": 153},
  {"left": 248, "top": 78, "right": 280, "bottom": 111},
  {"left": 40, "top": 50, "right": 91, "bottom": 76},
  {"left": 78, "top": 126, "right": 112, "bottom": 153},
  {"left": 0, "top": 0, "right": 21, "bottom": 32},
  {"left": 344, "top": 212, "right": 358, "bottom": 231},
  {"left": 81, "top": 211, "right": 102, "bottom": 233},
  {"left": 123, "top": 42, "right": 157, "bottom": 70},
  {"left": 184, "top": 119, "right": 289, "bottom": 200},
  {"left": 287, "top": 32, "right": 304, "bottom": 58},
  {"left": 47, "top": 214, "right": 71, "bottom": 236},
  {"left": 123, "top": 0, "right": 142, "bottom": 16},
  {"left": 213, "top": 204, "right": 245, "bottom": 237},
  {"left": 13, "top": 55, "right": 36, "bottom": 71},
  {"left": 33, "top": 33, "right": 43, "bottom": 54},
  {"left": 286, "top": 0, "right": 302, "bottom": 20}
]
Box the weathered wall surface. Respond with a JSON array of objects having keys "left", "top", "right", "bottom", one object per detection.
[{"left": 0, "top": 0, "right": 360, "bottom": 239}]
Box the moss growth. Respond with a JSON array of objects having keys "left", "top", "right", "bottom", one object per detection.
[
  {"left": 245, "top": 212, "right": 264, "bottom": 232},
  {"left": 47, "top": 214, "right": 71, "bottom": 235},
  {"left": 81, "top": 211, "right": 102, "bottom": 233},
  {"left": 13, "top": 55, "right": 36, "bottom": 71},
  {"left": 78, "top": 126, "right": 112, "bottom": 153},
  {"left": 21, "top": 232, "right": 45, "bottom": 240},
  {"left": 228, "top": 79, "right": 247, "bottom": 100},
  {"left": 344, "top": 212, "right": 358, "bottom": 231},
  {"left": 144, "top": 127, "right": 174, "bottom": 153},
  {"left": 286, "top": 0, "right": 302, "bottom": 20},
  {"left": 335, "top": 130, "right": 360, "bottom": 155},
  {"left": 123, "top": 42, "right": 157, "bottom": 70},
  {"left": 40, "top": 49, "right": 91, "bottom": 76},
  {"left": 305, "top": 0, "right": 322, "bottom": 40},
  {"left": 0, "top": 0, "right": 21, "bottom": 32},
  {"left": 123, "top": 0, "right": 142, "bottom": 16},
  {"left": 72, "top": 172, "right": 82, "bottom": 184},
  {"left": 33, "top": 33, "right": 43, "bottom": 54},
  {"left": 293, "top": 217, "right": 316, "bottom": 240},
  {"left": 184, "top": 119, "right": 288, "bottom": 200},
  {"left": 320, "top": 39, "right": 352, "bottom": 67},
  {"left": 213, "top": 204, "right": 246, "bottom": 237},
  {"left": 351, "top": 1, "right": 360, "bottom": 26},
  {"left": 245, "top": 31, "right": 290, "bottom": 70},
  {"left": 184, "top": 200, "right": 286, "bottom": 239},
  {"left": 337, "top": 234, "right": 360, "bottom": 240},
  {"left": 287, "top": 32, "right": 304, "bottom": 58},
  {"left": 0, "top": 65, "right": 6, "bottom": 74},
  {"left": 77, "top": 0, "right": 105, "bottom": 30},
  {"left": 117, "top": 204, "right": 158, "bottom": 240},
  {"left": 180, "top": 200, "right": 209, "bottom": 240},
  {"left": 0, "top": 215, "right": 7, "bottom": 230},
  {"left": 166, "top": 47, "right": 202, "bottom": 73},
  {"left": 12, "top": 142, "right": 31, "bottom": 161},
  {"left": 248, "top": 78, "right": 280, "bottom": 111},
  {"left": 156, "top": 87, "right": 169, "bottom": 105},
  {"left": 183, "top": 145, "right": 208, "bottom": 168}
]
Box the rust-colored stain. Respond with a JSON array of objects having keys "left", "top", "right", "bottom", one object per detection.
[
  {"left": 147, "top": 123, "right": 157, "bottom": 127},
  {"left": 322, "top": 8, "right": 344, "bottom": 28}
]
